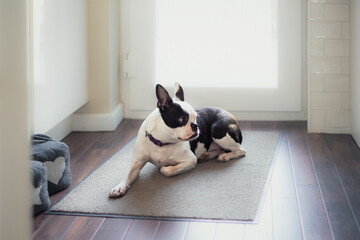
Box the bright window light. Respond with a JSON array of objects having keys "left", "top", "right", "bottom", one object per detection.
[{"left": 155, "top": 0, "right": 278, "bottom": 88}]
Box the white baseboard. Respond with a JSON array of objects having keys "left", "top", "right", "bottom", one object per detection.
[
  {"left": 44, "top": 103, "right": 124, "bottom": 141},
  {"left": 72, "top": 103, "right": 124, "bottom": 131},
  {"left": 45, "top": 115, "right": 73, "bottom": 141}
]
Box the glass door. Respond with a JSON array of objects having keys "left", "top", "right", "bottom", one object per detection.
[{"left": 120, "top": 0, "right": 302, "bottom": 119}]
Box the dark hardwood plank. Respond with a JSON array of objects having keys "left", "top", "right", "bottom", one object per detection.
[
  {"left": 123, "top": 219, "right": 160, "bottom": 240},
  {"left": 238, "top": 121, "right": 251, "bottom": 131},
  {"left": 100, "top": 119, "right": 143, "bottom": 161},
  {"left": 154, "top": 221, "right": 189, "bottom": 240},
  {"left": 307, "top": 133, "right": 360, "bottom": 240},
  {"left": 286, "top": 122, "right": 333, "bottom": 240},
  {"left": 33, "top": 213, "right": 48, "bottom": 233},
  {"left": 62, "top": 132, "right": 100, "bottom": 162},
  {"left": 69, "top": 134, "right": 114, "bottom": 182},
  {"left": 249, "top": 121, "right": 282, "bottom": 132},
  {"left": 61, "top": 216, "right": 104, "bottom": 240},
  {"left": 323, "top": 134, "right": 360, "bottom": 231},
  {"left": 92, "top": 218, "right": 133, "bottom": 240},
  {"left": 32, "top": 215, "right": 76, "bottom": 240},
  {"left": 296, "top": 185, "right": 333, "bottom": 240},
  {"left": 286, "top": 121, "right": 319, "bottom": 186}
]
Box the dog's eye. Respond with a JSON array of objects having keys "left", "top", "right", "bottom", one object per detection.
[{"left": 178, "top": 116, "right": 188, "bottom": 125}]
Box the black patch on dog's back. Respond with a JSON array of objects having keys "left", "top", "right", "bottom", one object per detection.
[
  {"left": 160, "top": 103, "right": 189, "bottom": 129},
  {"left": 190, "top": 107, "right": 243, "bottom": 153}
]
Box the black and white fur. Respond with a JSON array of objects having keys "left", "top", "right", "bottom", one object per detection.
[{"left": 109, "top": 83, "right": 246, "bottom": 198}]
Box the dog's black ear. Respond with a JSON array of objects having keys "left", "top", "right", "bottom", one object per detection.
[
  {"left": 156, "top": 84, "right": 173, "bottom": 112},
  {"left": 174, "top": 82, "right": 184, "bottom": 101}
]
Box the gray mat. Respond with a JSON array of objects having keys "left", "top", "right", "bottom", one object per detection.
[{"left": 49, "top": 131, "right": 280, "bottom": 221}]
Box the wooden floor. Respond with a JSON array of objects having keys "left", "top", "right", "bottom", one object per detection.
[{"left": 33, "top": 120, "right": 360, "bottom": 240}]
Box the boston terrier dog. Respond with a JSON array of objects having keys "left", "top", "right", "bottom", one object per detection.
[{"left": 109, "top": 83, "right": 246, "bottom": 198}]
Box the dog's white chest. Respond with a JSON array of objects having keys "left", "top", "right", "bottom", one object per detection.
[{"left": 148, "top": 144, "right": 190, "bottom": 167}]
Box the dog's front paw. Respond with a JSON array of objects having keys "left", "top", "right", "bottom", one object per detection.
[
  {"left": 109, "top": 183, "right": 129, "bottom": 198},
  {"left": 218, "top": 153, "right": 232, "bottom": 162}
]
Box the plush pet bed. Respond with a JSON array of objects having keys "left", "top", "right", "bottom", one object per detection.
[
  {"left": 31, "top": 134, "right": 72, "bottom": 215},
  {"left": 32, "top": 134, "right": 72, "bottom": 195},
  {"left": 31, "top": 160, "right": 51, "bottom": 215}
]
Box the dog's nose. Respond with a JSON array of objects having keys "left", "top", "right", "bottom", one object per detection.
[{"left": 190, "top": 122, "right": 198, "bottom": 132}]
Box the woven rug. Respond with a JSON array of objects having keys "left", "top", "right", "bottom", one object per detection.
[{"left": 49, "top": 131, "right": 280, "bottom": 221}]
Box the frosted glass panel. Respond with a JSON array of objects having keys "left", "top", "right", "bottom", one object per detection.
[{"left": 155, "top": 0, "right": 277, "bottom": 88}]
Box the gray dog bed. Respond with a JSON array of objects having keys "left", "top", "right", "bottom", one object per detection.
[
  {"left": 32, "top": 134, "right": 72, "bottom": 195},
  {"left": 31, "top": 160, "right": 51, "bottom": 215}
]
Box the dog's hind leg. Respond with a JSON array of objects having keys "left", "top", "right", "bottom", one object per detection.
[
  {"left": 211, "top": 124, "right": 246, "bottom": 162},
  {"left": 213, "top": 134, "right": 246, "bottom": 161},
  {"left": 198, "top": 142, "right": 224, "bottom": 162}
]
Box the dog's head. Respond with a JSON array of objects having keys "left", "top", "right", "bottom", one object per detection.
[{"left": 156, "top": 83, "right": 199, "bottom": 142}]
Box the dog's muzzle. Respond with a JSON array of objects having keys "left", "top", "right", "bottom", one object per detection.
[
  {"left": 189, "top": 132, "right": 199, "bottom": 140},
  {"left": 189, "top": 122, "right": 200, "bottom": 140},
  {"left": 190, "top": 122, "right": 199, "bottom": 132}
]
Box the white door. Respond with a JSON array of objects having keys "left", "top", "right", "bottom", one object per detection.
[{"left": 121, "top": 0, "right": 303, "bottom": 119}]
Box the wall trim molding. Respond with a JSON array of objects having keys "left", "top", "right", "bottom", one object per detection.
[
  {"left": 72, "top": 103, "right": 124, "bottom": 132},
  {"left": 45, "top": 103, "right": 124, "bottom": 141},
  {"left": 45, "top": 115, "right": 73, "bottom": 141},
  {"left": 124, "top": 109, "right": 307, "bottom": 121}
]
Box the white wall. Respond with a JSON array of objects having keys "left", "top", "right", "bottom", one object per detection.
[
  {"left": 308, "top": 0, "right": 350, "bottom": 133},
  {"left": 350, "top": 0, "right": 360, "bottom": 146},
  {"left": 30, "top": 0, "right": 123, "bottom": 139},
  {"left": 0, "top": 0, "right": 31, "bottom": 239},
  {"left": 31, "top": 0, "right": 88, "bottom": 134}
]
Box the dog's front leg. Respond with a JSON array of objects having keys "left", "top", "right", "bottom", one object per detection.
[
  {"left": 109, "top": 159, "right": 146, "bottom": 198},
  {"left": 160, "top": 157, "right": 197, "bottom": 177}
]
